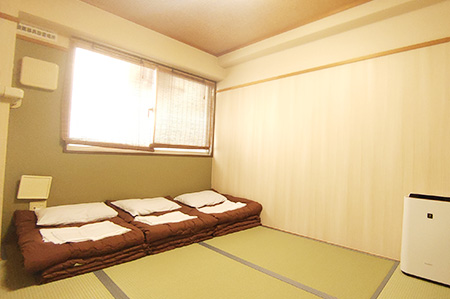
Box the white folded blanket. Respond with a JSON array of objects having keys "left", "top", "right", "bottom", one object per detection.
[
  {"left": 134, "top": 211, "right": 197, "bottom": 226},
  {"left": 197, "top": 200, "right": 246, "bottom": 214},
  {"left": 40, "top": 221, "right": 131, "bottom": 244}
]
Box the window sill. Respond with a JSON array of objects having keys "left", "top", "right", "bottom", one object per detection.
[{"left": 65, "top": 144, "right": 212, "bottom": 157}]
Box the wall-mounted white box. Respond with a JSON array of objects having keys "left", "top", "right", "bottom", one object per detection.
[
  {"left": 17, "top": 175, "right": 52, "bottom": 200},
  {"left": 20, "top": 56, "right": 59, "bottom": 91}
]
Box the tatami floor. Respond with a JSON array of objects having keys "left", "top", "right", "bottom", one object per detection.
[{"left": 1, "top": 226, "right": 449, "bottom": 299}]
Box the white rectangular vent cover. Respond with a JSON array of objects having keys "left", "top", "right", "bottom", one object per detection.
[{"left": 17, "top": 23, "right": 58, "bottom": 42}]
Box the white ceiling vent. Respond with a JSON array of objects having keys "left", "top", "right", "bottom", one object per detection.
[{"left": 17, "top": 23, "right": 58, "bottom": 42}]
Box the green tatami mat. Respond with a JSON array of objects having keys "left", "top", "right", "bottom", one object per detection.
[
  {"left": 378, "top": 264, "right": 450, "bottom": 299},
  {"left": 104, "top": 243, "right": 319, "bottom": 299},
  {"left": 204, "top": 226, "right": 396, "bottom": 299},
  {"left": 0, "top": 271, "right": 114, "bottom": 299}
]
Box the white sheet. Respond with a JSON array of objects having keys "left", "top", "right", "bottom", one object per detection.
[
  {"left": 197, "top": 200, "right": 246, "bottom": 214},
  {"left": 40, "top": 221, "right": 131, "bottom": 244},
  {"left": 134, "top": 211, "right": 197, "bottom": 226}
]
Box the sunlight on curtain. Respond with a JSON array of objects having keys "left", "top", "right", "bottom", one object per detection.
[{"left": 68, "top": 47, "right": 155, "bottom": 148}]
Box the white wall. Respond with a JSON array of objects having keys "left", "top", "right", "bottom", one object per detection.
[
  {"left": 212, "top": 0, "right": 450, "bottom": 259},
  {"left": 0, "top": 0, "right": 20, "bottom": 257}
]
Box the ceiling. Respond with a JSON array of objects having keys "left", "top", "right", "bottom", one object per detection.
[{"left": 80, "top": 0, "right": 372, "bottom": 57}]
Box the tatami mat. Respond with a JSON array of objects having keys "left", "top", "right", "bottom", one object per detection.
[
  {"left": 378, "top": 264, "right": 450, "bottom": 299},
  {"left": 0, "top": 266, "right": 114, "bottom": 299},
  {"left": 203, "top": 226, "right": 396, "bottom": 299},
  {"left": 104, "top": 243, "right": 319, "bottom": 299}
]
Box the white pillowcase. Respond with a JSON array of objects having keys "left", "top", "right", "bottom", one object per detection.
[
  {"left": 111, "top": 197, "right": 181, "bottom": 216},
  {"left": 174, "top": 190, "right": 226, "bottom": 208},
  {"left": 35, "top": 202, "right": 118, "bottom": 226}
]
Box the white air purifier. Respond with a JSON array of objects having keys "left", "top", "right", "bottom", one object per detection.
[{"left": 401, "top": 194, "right": 450, "bottom": 286}]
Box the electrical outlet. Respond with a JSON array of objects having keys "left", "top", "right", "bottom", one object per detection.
[{"left": 29, "top": 200, "right": 47, "bottom": 211}]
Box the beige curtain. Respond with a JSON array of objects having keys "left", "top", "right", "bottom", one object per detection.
[{"left": 212, "top": 42, "right": 450, "bottom": 259}]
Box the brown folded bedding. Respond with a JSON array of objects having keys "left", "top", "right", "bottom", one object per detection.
[
  {"left": 149, "top": 228, "right": 215, "bottom": 254},
  {"left": 107, "top": 198, "right": 218, "bottom": 253},
  {"left": 203, "top": 193, "right": 263, "bottom": 225},
  {"left": 13, "top": 193, "right": 263, "bottom": 283},
  {"left": 13, "top": 210, "right": 146, "bottom": 276},
  {"left": 135, "top": 206, "right": 218, "bottom": 243},
  {"left": 214, "top": 215, "right": 261, "bottom": 236},
  {"left": 41, "top": 244, "right": 146, "bottom": 283}
]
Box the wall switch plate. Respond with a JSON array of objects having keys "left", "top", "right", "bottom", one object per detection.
[{"left": 29, "top": 200, "right": 47, "bottom": 211}]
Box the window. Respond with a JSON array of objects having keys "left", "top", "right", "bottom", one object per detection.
[{"left": 62, "top": 40, "right": 216, "bottom": 156}]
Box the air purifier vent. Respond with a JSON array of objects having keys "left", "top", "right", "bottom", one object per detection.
[{"left": 17, "top": 23, "right": 58, "bottom": 42}]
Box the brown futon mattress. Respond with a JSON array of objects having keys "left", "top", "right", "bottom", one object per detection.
[
  {"left": 14, "top": 210, "right": 146, "bottom": 283},
  {"left": 108, "top": 198, "right": 218, "bottom": 254},
  {"left": 204, "top": 192, "right": 263, "bottom": 236}
]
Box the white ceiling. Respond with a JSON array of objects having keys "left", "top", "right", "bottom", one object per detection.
[{"left": 79, "top": 0, "right": 372, "bottom": 56}]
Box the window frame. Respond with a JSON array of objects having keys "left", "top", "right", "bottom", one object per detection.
[{"left": 62, "top": 38, "right": 216, "bottom": 157}]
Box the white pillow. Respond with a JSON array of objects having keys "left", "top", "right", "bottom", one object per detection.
[
  {"left": 111, "top": 197, "right": 181, "bottom": 216},
  {"left": 174, "top": 190, "right": 226, "bottom": 208},
  {"left": 35, "top": 202, "right": 118, "bottom": 226}
]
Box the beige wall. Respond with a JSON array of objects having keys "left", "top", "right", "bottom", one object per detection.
[{"left": 212, "top": 0, "right": 450, "bottom": 260}]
